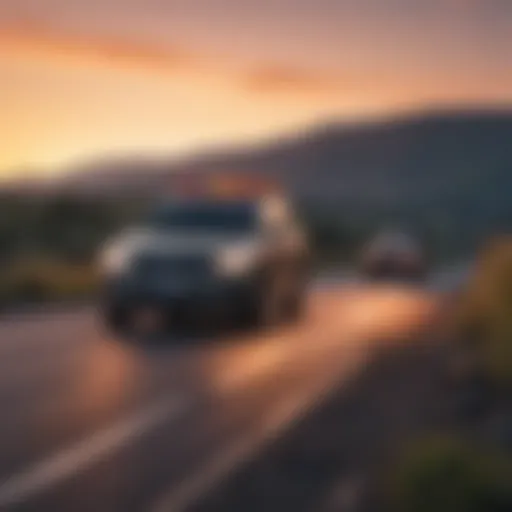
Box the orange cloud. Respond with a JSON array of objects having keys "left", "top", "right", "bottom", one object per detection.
[
  {"left": 241, "top": 65, "right": 361, "bottom": 99},
  {"left": 240, "top": 64, "right": 433, "bottom": 105},
  {"left": 0, "top": 20, "right": 197, "bottom": 73},
  {"left": 242, "top": 61, "right": 512, "bottom": 111},
  {"left": 0, "top": 20, "right": 373, "bottom": 101}
]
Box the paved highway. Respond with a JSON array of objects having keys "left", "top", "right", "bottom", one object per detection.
[{"left": 0, "top": 277, "right": 449, "bottom": 512}]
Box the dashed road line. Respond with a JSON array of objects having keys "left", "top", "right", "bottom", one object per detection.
[{"left": 0, "top": 395, "right": 190, "bottom": 508}]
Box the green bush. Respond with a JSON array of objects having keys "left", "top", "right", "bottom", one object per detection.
[
  {"left": 0, "top": 193, "right": 144, "bottom": 265},
  {"left": 390, "top": 436, "right": 512, "bottom": 512},
  {"left": 0, "top": 193, "right": 144, "bottom": 305},
  {"left": 456, "top": 237, "right": 512, "bottom": 387},
  {"left": 0, "top": 258, "right": 99, "bottom": 305}
]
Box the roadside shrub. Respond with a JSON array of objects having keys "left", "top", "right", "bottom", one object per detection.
[
  {"left": 0, "top": 258, "right": 99, "bottom": 305},
  {"left": 0, "top": 194, "right": 143, "bottom": 306},
  {"left": 389, "top": 435, "right": 512, "bottom": 512},
  {"left": 456, "top": 237, "right": 512, "bottom": 387},
  {"left": 0, "top": 194, "right": 141, "bottom": 266}
]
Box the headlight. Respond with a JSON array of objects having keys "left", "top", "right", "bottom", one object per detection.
[
  {"left": 215, "top": 245, "right": 257, "bottom": 277},
  {"left": 99, "top": 243, "right": 132, "bottom": 275},
  {"left": 98, "top": 229, "right": 150, "bottom": 276}
]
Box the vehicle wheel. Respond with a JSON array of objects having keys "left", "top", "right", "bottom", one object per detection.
[
  {"left": 103, "top": 304, "right": 128, "bottom": 336},
  {"left": 283, "top": 269, "right": 307, "bottom": 323},
  {"left": 243, "top": 275, "right": 284, "bottom": 329},
  {"left": 283, "top": 290, "right": 304, "bottom": 322}
]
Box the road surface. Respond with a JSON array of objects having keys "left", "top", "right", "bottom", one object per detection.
[{"left": 0, "top": 277, "right": 448, "bottom": 512}]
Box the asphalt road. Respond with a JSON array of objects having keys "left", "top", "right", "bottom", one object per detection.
[{"left": 0, "top": 276, "right": 450, "bottom": 512}]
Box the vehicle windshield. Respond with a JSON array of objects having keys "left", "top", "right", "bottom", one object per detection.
[
  {"left": 146, "top": 201, "right": 257, "bottom": 233},
  {"left": 368, "top": 231, "right": 420, "bottom": 256}
]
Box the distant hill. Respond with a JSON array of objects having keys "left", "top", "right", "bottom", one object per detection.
[
  {"left": 6, "top": 109, "right": 512, "bottom": 255},
  {"left": 49, "top": 109, "right": 511, "bottom": 198}
]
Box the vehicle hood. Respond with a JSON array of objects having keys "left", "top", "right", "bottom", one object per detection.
[{"left": 105, "top": 227, "right": 259, "bottom": 259}]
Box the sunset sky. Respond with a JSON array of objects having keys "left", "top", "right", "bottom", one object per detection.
[{"left": 1, "top": 0, "right": 511, "bottom": 178}]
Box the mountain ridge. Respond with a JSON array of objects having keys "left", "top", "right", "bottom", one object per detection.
[{"left": 4, "top": 109, "right": 512, "bottom": 221}]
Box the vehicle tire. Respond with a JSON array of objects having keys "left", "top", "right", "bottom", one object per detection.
[
  {"left": 282, "top": 267, "right": 307, "bottom": 323},
  {"left": 243, "top": 274, "right": 284, "bottom": 329},
  {"left": 103, "top": 304, "right": 128, "bottom": 336},
  {"left": 283, "top": 289, "right": 304, "bottom": 322}
]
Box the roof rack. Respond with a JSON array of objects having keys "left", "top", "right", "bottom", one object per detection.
[{"left": 170, "top": 172, "right": 281, "bottom": 200}]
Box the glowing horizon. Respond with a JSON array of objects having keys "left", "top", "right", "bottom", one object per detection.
[{"left": 1, "top": 1, "right": 511, "bottom": 178}]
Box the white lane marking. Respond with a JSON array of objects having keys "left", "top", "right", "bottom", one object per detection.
[
  {"left": 0, "top": 395, "right": 190, "bottom": 508},
  {"left": 152, "top": 365, "right": 344, "bottom": 512}
]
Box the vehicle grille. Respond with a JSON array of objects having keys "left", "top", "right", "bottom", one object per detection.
[{"left": 132, "top": 254, "right": 212, "bottom": 282}]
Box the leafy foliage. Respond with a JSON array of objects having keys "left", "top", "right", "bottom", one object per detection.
[
  {"left": 457, "top": 237, "right": 512, "bottom": 387},
  {"left": 390, "top": 436, "right": 512, "bottom": 512},
  {"left": 0, "top": 194, "right": 145, "bottom": 304}
]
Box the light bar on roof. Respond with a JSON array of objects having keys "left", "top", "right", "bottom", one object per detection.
[{"left": 171, "top": 173, "right": 279, "bottom": 199}]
